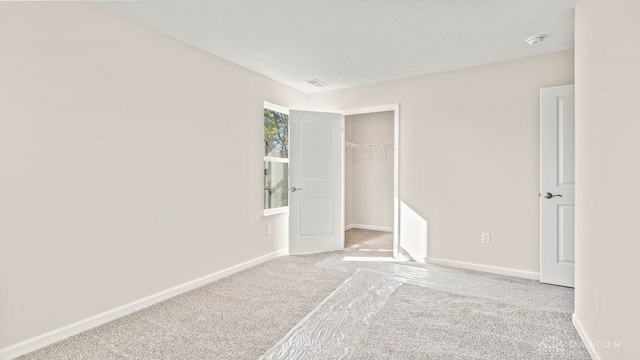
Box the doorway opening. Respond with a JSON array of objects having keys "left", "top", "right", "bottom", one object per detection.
[{"left": 342, "top": 104, "right": 400, "bottom": 258}]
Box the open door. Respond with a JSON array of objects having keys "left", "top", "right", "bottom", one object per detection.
[{"left": 289, "top": 110, "right": 343, "bottom": 254}]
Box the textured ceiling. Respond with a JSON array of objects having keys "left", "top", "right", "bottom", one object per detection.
[{"left": 97, "top": 0, "right": 577, "bottom": 93}]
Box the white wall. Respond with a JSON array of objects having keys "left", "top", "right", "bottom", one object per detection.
[
  {"left": 574, "top": 0, "right": 640, "bottom": 358},
  {"left": 312, "top": 51, "right": 575, "bottom": 273},
  {"left": 345, "top": 112, "right": 394, "bottom": 230},
  {"left": 0, "top": 2, "right": 307, "bottom": 349}
]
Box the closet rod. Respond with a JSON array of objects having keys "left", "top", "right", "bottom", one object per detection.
[{"left": 345, "top": 142, "right": 393, "bottom": 158}]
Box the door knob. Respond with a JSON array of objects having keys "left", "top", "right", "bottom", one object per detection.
[
  {"left": 291, "top": 187, "right": 302, "bottom": 192},
  {"left": 542, "top": 192, "right": 562, "bottom": 199}
]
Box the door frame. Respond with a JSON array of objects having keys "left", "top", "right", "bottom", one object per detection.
[{"left": 341, "top": 104, "right": 400, "bottom": 258}]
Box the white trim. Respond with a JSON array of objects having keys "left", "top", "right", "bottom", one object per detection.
[
  {"left": 341, "top": 112, "right": 346, "bottom": 248},
  {"left": 264, "top": 157, "right": 289, "bottom": 163},
  {"left": 341, "top": 103, "right": 401, "bottom": 259},
  {"left": 263, "top": 207, "right": 289, "bottom": 216},
  {"left": 572, "top": 314, "right": 599, "bottom": 360},
  {"left": 392, "top": 105, "right": 400, "bottom": 259},
  {"left": 263, "top": 101, "right": 289, "bottom": 115},
  {"left": 0, "top": 249, "right": 288, "bottom": 360},
  {"left": 342, "top": 104, "right": 397, "bottom": 116},
  {"left": 426, "top": 257, "right": 541, "bottom": 280},
  {"left": 400, "top": 246, "right": 427, "bottom": 263},
  {"left": 410, "top": 256, "right": 427, "bottom": 263},
  {"left": 345, "top": 224, "right": 393, "bottom": 232}
]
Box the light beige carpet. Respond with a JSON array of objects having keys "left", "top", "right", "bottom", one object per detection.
[
  {"left": 345, "top": 228, "right": 393, "bottom": 251},
  {"left": 18, "top": 242, "right": 589, "bottom": 360}
]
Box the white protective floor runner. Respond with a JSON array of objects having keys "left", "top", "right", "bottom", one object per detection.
[
  {"left": 260, "top": 256, "right": 581, "bottom": 359},
  {"left": 259, "top": 265, "right": 435, "bottom": 360}
]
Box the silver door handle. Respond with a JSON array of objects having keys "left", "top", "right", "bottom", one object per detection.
[
  {"left": 541, "top": 192, "right": 563, "bottom": 199},
  {"left": 291, "top": 187, "right": 302, "bottom": 192}
]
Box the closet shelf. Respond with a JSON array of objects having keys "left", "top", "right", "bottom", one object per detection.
[{"left": 345, "top": 142, "right": 393, "bottom": 159}]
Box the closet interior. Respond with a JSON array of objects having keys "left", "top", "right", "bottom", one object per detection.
[{"left": 344, "top": 111, "right": 394, "bottom": 253}]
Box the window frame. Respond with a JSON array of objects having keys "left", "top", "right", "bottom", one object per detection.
[{"left": 263, "top": 102, "right": 290, "bottom": 216}]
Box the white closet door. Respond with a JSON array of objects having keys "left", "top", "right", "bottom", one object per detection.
[
  {"left": 540, "top": 84, "right": 575, "bottom": 288},
  {"left": 289, "top": 110, "right": 343, "bottom": 254}
]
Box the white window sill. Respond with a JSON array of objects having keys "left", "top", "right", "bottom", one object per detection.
[{"left": 263, "top": 207, "right": 289, "bottom": 216}]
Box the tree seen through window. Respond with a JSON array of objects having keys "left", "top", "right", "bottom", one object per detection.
[{"left": 264, "top": 106, "right": 289, "bottom": 211}]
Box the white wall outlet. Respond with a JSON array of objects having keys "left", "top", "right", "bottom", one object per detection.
[
  {"left": 481, "top": 232, "right": 491, "bottom": 244},
  {"left": 595, "top": 289, "right": 601, "bottom": 314},
  {"left": 266, "top": 225, "right": 272, "bottom": 236}
]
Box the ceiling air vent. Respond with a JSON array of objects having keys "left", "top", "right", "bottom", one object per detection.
[
  {"left": 526, "top": 35, "right": 545, "bottom": 46},
  {"left": 306, "top": 79, "right": 328, "bottom": 88}
]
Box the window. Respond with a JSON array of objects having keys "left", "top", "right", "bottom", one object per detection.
[{"left": 263, "top": 102, "right": 289, "bottom": 215}]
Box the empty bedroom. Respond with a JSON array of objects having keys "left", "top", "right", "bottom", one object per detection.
[{"left": 0, "top": 0, "right": 638, "bottom": 359}]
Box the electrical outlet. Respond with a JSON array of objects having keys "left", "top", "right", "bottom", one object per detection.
[
  {"left": 481, "top": 232, "right": 491, "bottom": 244},
  {"left": 595, "top": 289, "right": 601, "bottom": 314},
  {"left": 266, "top": 225, "right": 272, "bottom": 236}
]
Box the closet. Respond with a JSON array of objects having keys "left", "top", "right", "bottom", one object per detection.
[{"left": 344, "top": 111, "right": 394, "bottom": 251}]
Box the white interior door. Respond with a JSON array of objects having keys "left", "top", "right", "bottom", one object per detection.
[
  {"left": 540, "top": 84, "right": 575, "bottom": 288},
  {"left": 289, "top": 110, "right": 343, "bottom": 254}
]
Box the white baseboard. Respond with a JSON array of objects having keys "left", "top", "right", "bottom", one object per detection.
[
  {"left": 399, "top": 246, "right": 426, "bottom": 263},
  {"left": 425, "top": 257, "right": 540, "bottom": 280},
  {"left": 572, "top": 314, "right": 599, "bottom": 360},
  {"left": 344, "top": 224, "right": 393, "bottom": 232},
  {"left": 0, "top": 248, "right": 288, "bottom": 360}
]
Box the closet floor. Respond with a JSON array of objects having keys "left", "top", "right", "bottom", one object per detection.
[{"left": 344, "top": 228, "right": 393, "bottom": 252}]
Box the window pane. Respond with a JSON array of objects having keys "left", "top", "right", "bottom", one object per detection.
[
  {"left": 264, "top": 161, "right": 289, "bottom": 209},
  {"left": 264, "top": 108, "right": 288, "bottom": 158}
]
